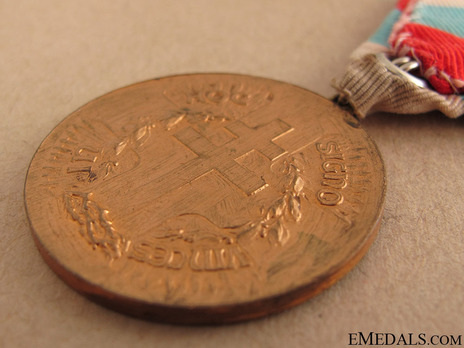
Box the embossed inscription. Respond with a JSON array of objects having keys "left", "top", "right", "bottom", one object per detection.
[
  {"left": 316, "top": 141, "right": 347, "bottom": 206},
  {"left": 129, "top": 240, "right": 250, "bottom": 271},
  {"left": 165, "top": 82, "right": 273, "bottom": 108},
  {"left": 66, "top": 146, "right": 103, "bottom": 182},
  {"left": 164, "top": 82, "right": 274, "bottom": 121}
]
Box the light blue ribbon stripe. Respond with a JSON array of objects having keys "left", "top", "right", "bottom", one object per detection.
[{"left": 412, "top": 4, "right": 464, "bottom": 38}]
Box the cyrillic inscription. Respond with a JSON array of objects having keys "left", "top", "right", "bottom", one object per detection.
[
  {"left": 316, "top": 141, "right": 347, "bottom": 206},
  {"left": 129, "top": 240, "right": 250, "bottom": 272}
]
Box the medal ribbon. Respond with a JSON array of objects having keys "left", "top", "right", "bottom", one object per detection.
[{"left": 336, "top": 0, "right": 464, "bottom": 118}]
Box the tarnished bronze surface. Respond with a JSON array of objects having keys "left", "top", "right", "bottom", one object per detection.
[{"left": 25, "top": 74, "right": 386, "bottom": 324}]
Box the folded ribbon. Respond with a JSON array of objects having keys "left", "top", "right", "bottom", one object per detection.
[{"left": 336, "top": 0, "right": 464, "bottom": 118}]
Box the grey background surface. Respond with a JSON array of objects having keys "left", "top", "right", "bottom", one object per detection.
[{"left": 1, "top": 1, "right": 463, "bottom": 347}]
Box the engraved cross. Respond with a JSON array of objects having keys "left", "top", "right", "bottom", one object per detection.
[
  {"left": 225, "top": 120, "right": 291, "bottom": 160},
  {"left": 172, "top": 119, "right": 292, "bottom": 195},
  {"left": 174, "top": 127, "right": 265, "bottom": 195},
  {"left": 124, "top": 119, "right": 293, "bottom": 201}
]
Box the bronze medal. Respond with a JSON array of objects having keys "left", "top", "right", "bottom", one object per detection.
[{"left": 25, "top": 74, "right": 386, "bottom": 324}]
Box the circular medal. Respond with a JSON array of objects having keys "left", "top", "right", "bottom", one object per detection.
[{"left": 25, "top": 74, "right": 386, "bottom": 324}]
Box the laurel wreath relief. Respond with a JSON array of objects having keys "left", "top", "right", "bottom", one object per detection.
[
  {"left": 249, "top": 158, "right": 304, "bottom": 246},
  {"left": 64, "top": 121, "right": 154, "bottom": 259},
  {"left": 64, "top": 191, "right": 127, "bottom": 259}
]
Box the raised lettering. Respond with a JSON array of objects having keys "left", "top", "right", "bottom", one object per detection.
[
  {"left": 316, "top": 140, "right": 346, "bottom": 206},
  {"left": 316, "top": 141, "right": 340, "bottom": 154},
  {"left": 317, "top": 189, "right": 343, "bottom": 206}
]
